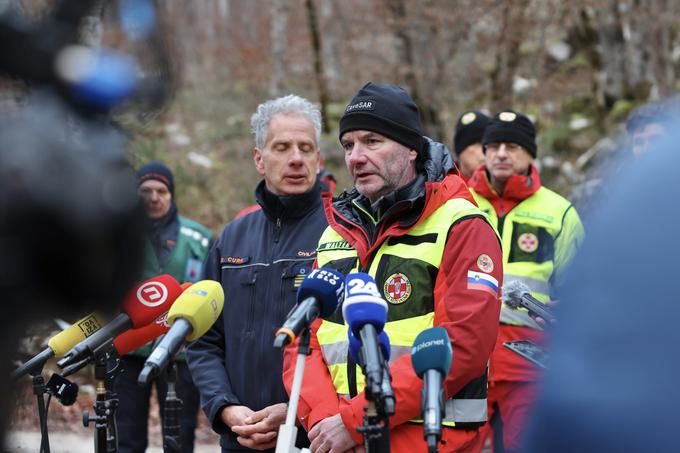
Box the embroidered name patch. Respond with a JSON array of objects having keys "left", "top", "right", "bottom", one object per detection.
[
  {"left": 317, "top": 240, "right": 353, "bottom": 251},
  {"left": 345, "top": 100, "right": 375, "bottom": 113},
  {"left": 220, "top": 256, "right": 251, "bottom": 265}
]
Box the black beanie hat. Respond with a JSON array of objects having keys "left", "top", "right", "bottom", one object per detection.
[
  {"left": 453, "top": 111, "right": 490, "bottom": 156},
  {"left": 339, "top": 82, "right": 425, "bottom": 153},
  {"left": 137, "top": 161, "right": 174, "bottom": 196},
  {"left": 482, "top": 110, "right": 537, "bottom": 158}
]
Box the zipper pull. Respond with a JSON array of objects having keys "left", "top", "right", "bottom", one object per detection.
[{"left": 274, "top": 217, "right": 282, "bottom": 242}]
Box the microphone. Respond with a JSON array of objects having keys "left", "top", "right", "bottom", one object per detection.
[
  {"left": 342, "top": 272, "right": 388, "bottom": 396},
  {"left": 411, "top": 327, "right": 453, "bottom": 453},
  {"left": 348, "top": 329, "right": 391, "bottom": 364},
  {"left": 502, "top": 280, "right": 556, "bottom": 324},
  {"left": 349, "top": 328, "right": 396, "bottom": 416},
  {"left": 138, "top": 280, "right": 225, "bottom": 385},
  {"left": 57, "top": 274, "right": 182, "bottom": 368},
  {"left": 62, "top": 310, "right": 173, "bottom": 377},
  {"left": 273, "top": 268, "right": 345, "bottom": 348},
  {"left": 12, "top": 312, "right": 107, "bottom": 380}
]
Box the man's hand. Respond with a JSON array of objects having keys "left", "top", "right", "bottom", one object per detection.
[
  {"left": 308, "top": 414, "right": 358, "bottom": 453},
  {"left": 231, "top": 402, "right": 287, "bottom": 451},
  {"left": 220, "top": 405, "right": 255, "bottom": 429}
]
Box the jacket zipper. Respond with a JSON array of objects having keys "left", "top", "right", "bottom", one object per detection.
[{"left": 274, "top": 217, "right": 282, "bottom": 243}]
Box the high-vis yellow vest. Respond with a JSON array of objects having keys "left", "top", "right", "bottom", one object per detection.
[
  {"left": 471, "top": 186, "right": 584, "bottom": 328},
  {"left": 316, "top": 197, "right": 495, "bottom": 428}
]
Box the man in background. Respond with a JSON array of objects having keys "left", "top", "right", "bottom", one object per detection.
[
  {"left": 467, "top": 111, "right": 584, "bottom": 453},
  {"left": 115, "top": 161, "right": 213, "bottom": 453},
  {"left": 453, "top": 110, "right": 490, "bottom": 181}
]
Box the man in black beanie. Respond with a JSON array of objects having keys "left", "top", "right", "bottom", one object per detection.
[
  {"left": 114, "top": 160, "right": 213, "bottom": 453},
  {"left": 467, "top": 111, "right": 584, "bottom": 453},
  {"left": 285, "top": 82, "right": 502, "bottom": 453},
  {"left": 453, "top": 110, "right": 490, "bottom": 181}
]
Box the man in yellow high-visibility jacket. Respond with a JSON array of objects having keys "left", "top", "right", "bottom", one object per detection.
[{"left": 467, "top": 110, "right": 584, "bottom": 453}]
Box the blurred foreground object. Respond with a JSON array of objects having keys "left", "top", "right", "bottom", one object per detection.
[
  {"left": 0, "top": 0, "right": 176, "bottom": 445},
  {"left": 524, "top": 116, "right": 680, "bottom": 452}
]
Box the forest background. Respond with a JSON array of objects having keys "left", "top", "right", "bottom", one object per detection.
[
  {"left": 4, "top": 0, "right": 680, "bottom": 447},
  {"left": 105, "top": 0, "right": 680, "bottom": 230}
]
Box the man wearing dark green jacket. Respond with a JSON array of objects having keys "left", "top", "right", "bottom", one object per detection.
[{"left": 114, "top": 161, "right": 213, "bottom": 453}]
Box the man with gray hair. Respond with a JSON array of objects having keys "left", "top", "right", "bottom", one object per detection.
[{"left": 187, "top": 94, "right": 327, "bottom": 452}]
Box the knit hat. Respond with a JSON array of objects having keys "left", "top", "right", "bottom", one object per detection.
[
  {"left": 137, "top": 161, "right": 174, "bottom": 195},
  {"left": 453, "top": 111, "right": 490, "bottom": 155},
  {"left": 482, "top": 110, "right": 537, "bottom": 158},
  {"left": 339, "top": 82, "right": 425, "bottom": 153}
]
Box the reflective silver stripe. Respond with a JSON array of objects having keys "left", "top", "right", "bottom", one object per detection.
[
  {"left": 500, "top": 305, "right": 543, "bottom": 330},
  {"left": 503, "top": 274, "right": 550, "bottom": 296},
  {"left": 321, "top": 342, "right": 413, "bottom": 366},
  {"left": 389, "top": 345, "right": 412, "bottom": 363},
  {"left": 443, "top": 398, "right": 487, "bottom": 423},
  {"left": 320, "top": 341, "right": 348, "bottom": 366}
]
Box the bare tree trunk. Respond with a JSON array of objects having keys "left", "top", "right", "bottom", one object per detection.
[
  {"left": 383, "top": 0, "right": 444, "bottom": 139},
  {"left": 305, "top": 0, "right": 330, "bottom": 133},
  {"left": 489, "top": 0, "right": 530, "bottom": 112},
  {"left": 270, "top": 0, "right": 288, "bottom": 97}
]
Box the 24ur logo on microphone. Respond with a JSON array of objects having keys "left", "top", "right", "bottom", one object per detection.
[{"left": 136, "top": 281, "right": 168, "bottom": 307}]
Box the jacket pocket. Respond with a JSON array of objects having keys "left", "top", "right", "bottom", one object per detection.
[
  {"left": 220, "top": 263, "right": 259, "bottom": 334},
  {"left": 277, "top": 259, "right": 314, "bottom": 323}
]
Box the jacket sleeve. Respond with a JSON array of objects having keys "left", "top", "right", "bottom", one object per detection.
[
  {"left": 186, "top": 239, "right": 241, "bottom": 434},
  {"left": 337, "top": 217, "right": 502, "bottom": 442},
  {"left": 283, "top": 317, "right": 341, "bottom": 431},
  {"left": 552, "top": 205, "right": 585, "bottom": 293}
]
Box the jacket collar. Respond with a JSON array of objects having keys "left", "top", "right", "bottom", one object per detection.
[
  {"left": 325, "top": 172, "right": 475, "bottom": 268},
  {"left": 468, "top": 164, "right": 541, "bottom": 217},
  {"left": 255, "top": 179, "right": 322, "bottom": 221}
]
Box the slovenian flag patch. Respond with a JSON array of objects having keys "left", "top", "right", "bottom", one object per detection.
[{"left": 467, "top": 270, "right": 499, "bottom": 296}]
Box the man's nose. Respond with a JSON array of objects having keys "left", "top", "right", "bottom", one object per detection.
[
  {"left": 496, "top": 143, "right": 509, "bottom": 158},
  {"left": 347, "top": 144, "right": 367, "bottom": 166},
  {"left": 289, "top": 146, "right": 304, "bottom": 165}
]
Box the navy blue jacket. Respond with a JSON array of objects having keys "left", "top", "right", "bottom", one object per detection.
[{"left": 186, "top": 180, "right": 327, "bottom": 451}]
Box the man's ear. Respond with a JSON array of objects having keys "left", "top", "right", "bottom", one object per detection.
[{"left": 253, "top": 148, "right": 266, "bottom": 176}]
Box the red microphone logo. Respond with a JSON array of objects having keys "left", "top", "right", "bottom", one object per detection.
[{"left": 136, "top": 282, "right": 168, "bottom": 307}]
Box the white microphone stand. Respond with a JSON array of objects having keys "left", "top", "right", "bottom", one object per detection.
[{"left": 275, "top": 328, "right": 311, "bottom": 453}]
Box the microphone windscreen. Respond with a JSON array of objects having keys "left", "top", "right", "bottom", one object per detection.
[
  {"left": 122, "top": 274, "right": 182, "bottom": 328},
  {"left": 348, "top": 328, "right": 391, "bottom": 364},
  {"left": 501, "top": 280, "right": 531, "bottom": 309},
  {"left": 113, "top": 311, "right": 171, "bottom": 356},
  {"left": 411, "top": 327, "right": 452, "bottom": 378},
  {"left": 48, "top": 312, "right": 107, "bottom": 357},
  {"left": 343, "top": 273, "right": 387, "bottom": 335},
  {"left": 296, "top": 268, "right": 345, "bottom": 318},
  {"left": 167, "top": 280, "right": 224, "bottom": 341}
]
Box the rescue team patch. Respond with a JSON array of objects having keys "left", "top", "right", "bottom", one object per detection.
[
  {"left": 461, "top": 112, "right": 477, "bottom": 125},
  {"left": 220, "top": 256, "right": 251, "bottom": 265},
  {"left": 517, "top": 232, "right": 539, "bottom": 253},
  {"left": 383, "top": 272, "right": 412, "bottom": 305},
  {"left": 467, "top": 270, "right": 499, "bottom": 296},
  {"left": 476, "top": 254, "right": 494, "bottom": 273},
  {"left": 317, "top": 240, "right": 353, "bottom": 251}
]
